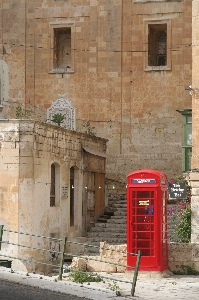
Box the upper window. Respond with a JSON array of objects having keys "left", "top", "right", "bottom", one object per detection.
[
  {"left": 49, "top": 22, "right": 74, "bottom": 74},
  {"left": 54, "top": 28, "right": 71, "bottom": 71},
  {"left": 144, "top": 19, "right": 171, "bottom": 71},
  {"left": 148, "top": 24, "right": 167, "bottom": 66}
]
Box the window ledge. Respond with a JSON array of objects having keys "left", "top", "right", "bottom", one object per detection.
[
  {"left": 144, "top": 66, "right": 171, "bottom": 72},
  {"left": 49, "top": 69, "right": 74, "bottom": 74}
]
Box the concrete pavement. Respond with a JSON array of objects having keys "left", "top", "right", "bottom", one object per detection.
[{"left": 0, "top": 266, "right": 199, "bottom": 299}]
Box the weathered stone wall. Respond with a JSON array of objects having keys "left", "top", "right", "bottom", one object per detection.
[
  {"left": 0, "top": 120, "right": 107, "bottom": 272},
  {"left": 71, "top": 242, "right": 199, "bottom": 273},
  {"left": 0, "top": 0, "right": 192, "bottom": 187}
]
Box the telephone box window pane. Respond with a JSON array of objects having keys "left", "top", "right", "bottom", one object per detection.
[
  {"left": 137, "top": 191, "right": 150, "bottom": 198},
  {"left": 142, "top": 250, "right": 151, "bottom": 256}
]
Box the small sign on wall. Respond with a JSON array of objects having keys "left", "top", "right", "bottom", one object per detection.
[
  {"left": 168, "top": 182, "right": 187, "bottom": 199},
  {"left": 61, "top": 186, "right": 68, "bottom": 198}
]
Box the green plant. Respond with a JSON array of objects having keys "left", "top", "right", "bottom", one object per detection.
[
  {"left": 69, "top": 270, "right": 102, "bottom": 284},
  {"left": 16, "top": 104, "right": 32, "bottom": 119},
  {"left": 107, "top": 281, "right": 122, "bottom": 296},
  {"left": 173, "top": 264, "right": 199, "bottom": 275},
  {"left": 82, "top": 121, "right": 95, "bottom": 136},
  {"left": 51, "top": 113, "right": 65, "bottom": 126},
  {"left": 168, "top": 175, "right": 191, "bottom": 243}
]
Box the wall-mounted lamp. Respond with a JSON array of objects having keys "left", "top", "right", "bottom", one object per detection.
[
  {"left": 112, "top": 184, "right": 116, "bottom": 189},
  {"left": 99, "top": 185, "right": 102, "bottom": 189},
  {"left": 85, "top": 185, "right": 88, "bottom": 190},
  {"left": 185, "top": 85, "right": 193, "bottom": 95},
  {"left": 71, "top": 184, "right": 74, "bottom": 189}
]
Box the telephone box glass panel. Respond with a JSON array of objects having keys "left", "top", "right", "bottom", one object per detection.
[{"left": 131, "top": 190, "right": 155, "bottom": 256}]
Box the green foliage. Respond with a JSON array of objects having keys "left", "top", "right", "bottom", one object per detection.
[
  {"left": 107, "top": 281, "right": 122, "bottom": 296},
  {"left": 82, "top": 121, "right": 95, "bottom": 136},
  {"left": 173, "top": 264, "right": 199, "bottom": 275},
  {"left": 69, "top": 270, "right": 102, "bottom": 284},
  {"left": 169, "top": 175, "right": 191, "bottom": 243},
  {"left": 16, "top": 104, "right": 32, "bottom": 119},
  {"left": 51, "top": 113, "right": 65, "bottom": 126},
  {"left": 174, "top": 205, "right": 191, "bottom": 243}
]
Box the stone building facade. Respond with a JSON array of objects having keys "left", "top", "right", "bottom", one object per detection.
[
  {"left": 0, "top": 0, "right": 192, "bottom": 187},
  {"left": 2, "top": 0, "right": 199, "bottom": 272},
  {"left": 0, "top": 120, "right": 107, "bottom": 272}
]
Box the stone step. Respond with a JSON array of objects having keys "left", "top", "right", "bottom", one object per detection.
[
  {"left": 96, "top": 218, "right": 126, "bottom": 224},
  {"left": 114, "top": 211, "right": 126, "bottom": 216},
  {"left": 86, "top": 237, "right": 127, "bottom": 244},
  {"left": 97, "top": 214, "right": 111, "bottom": 220},
  {"left": 96, "top": 218, "right": 108, "bottom": 223},
  {"left": 88, "top": 232, "right": 126, "bottom": 238},
  {"left": 89, "top": 222, "right": 126, "bottom": 229},
  {"left": 88, "top": 226, "right": 126, "bottom": 235},
  {"left": 112, "top": 203, "right": 126, "bottom": 208}
]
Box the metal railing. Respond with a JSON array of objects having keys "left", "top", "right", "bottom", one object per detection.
[{"left": 0, "top": 225, "right": 141, "bottom": 296}]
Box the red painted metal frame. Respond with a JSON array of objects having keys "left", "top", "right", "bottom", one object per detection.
[{"left": 127, "top": 169, "right": 168, "bottom": 271}]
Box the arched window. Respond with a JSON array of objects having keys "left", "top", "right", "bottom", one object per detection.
[{"left": 50, "top": 163, "right": 60, "bottom": 207}]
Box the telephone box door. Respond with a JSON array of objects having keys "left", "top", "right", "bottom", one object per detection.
[{"left": 129, "top": 188, "right": 157, "bottom": 267}]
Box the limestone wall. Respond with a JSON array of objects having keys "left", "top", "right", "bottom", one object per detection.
[
  {"left": 71, "top": 242, "right": 199, "bottom": 273},
  {"left": 0, "top": 120, "right": 107, "bottom": 272},
  {"left": 0, "top": 0, "right": 192, "bottom": 185}
]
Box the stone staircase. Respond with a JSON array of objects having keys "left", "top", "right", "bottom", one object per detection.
[{"left": 85, "top": 194, "right": 127, "bottom": 254}]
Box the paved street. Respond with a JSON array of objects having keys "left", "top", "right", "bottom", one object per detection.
[
  {"left": 0, "top": 279, "right": 87, "bottom": 300},
  {"left": 1, "top": 267, "right": 199, "bottom": 300}
]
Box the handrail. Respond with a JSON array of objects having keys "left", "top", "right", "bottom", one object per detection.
[{"left": 0, "top": 225, "right": 141, "bottom": 296}]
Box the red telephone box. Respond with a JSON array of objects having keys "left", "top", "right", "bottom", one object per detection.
[{"left": 127, "top": 169, "right": 168, "bottom": 271}]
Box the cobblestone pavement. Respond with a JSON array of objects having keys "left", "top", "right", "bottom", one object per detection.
[{"left": 1, "top": 267, "right": 199, "bottom": 300}]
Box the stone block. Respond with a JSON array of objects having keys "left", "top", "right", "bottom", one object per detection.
[
  {"left": 86, "top": 257, "right": 117, "bottom": 273},
  {"left": 70, "top": 257, "right": 87, "bottom": 271},
  {"left": 168, "top": 243, "right": 192, "bottom": 262},
  {"left": 189, "top": 173, "right": 199, "bottom": 181}
]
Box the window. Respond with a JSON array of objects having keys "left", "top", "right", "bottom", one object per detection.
[
  {"left": 144, "top": 19, "right": 171, "bottom": 71},
  {"left": 54, "top": 28, "right": 71, "bottom": 71},
  {"left": 49, "top": 22, "right": 74, "bottom": 73},
  {"left": 50, "top": 163, "right": 60, "bottom": 207},
  {"left": 148, "top": 24, "right": 167, "bottom": 66},
  {"left": 177, "top": 109, "right": 192, "bottom": 172},
  {"left": 70, "top": 166, "right": 75, "bottom": 226}
]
